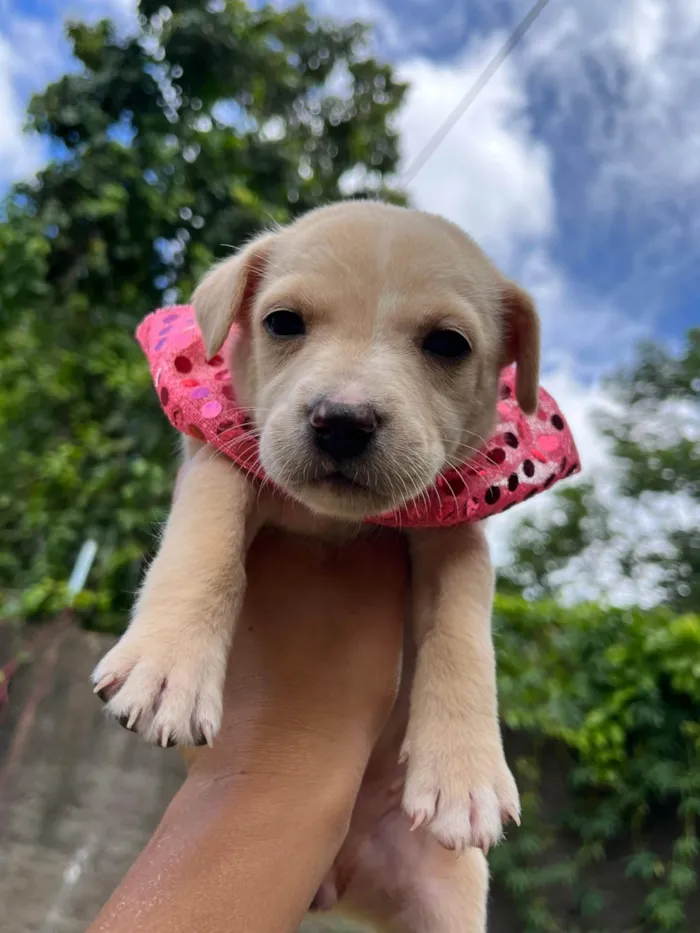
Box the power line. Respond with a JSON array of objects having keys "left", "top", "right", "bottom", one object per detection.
[{"left": 400, "top": 0, "right": 553, "bottom": 186}]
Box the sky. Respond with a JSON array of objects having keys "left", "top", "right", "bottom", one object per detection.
[{"left": 1, "top": 0, "right": 698, "bottom": 591}]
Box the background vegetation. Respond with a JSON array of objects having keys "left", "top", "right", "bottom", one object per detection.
[{"left": 1, "top": 2, "right": 698, "bottom": 930}]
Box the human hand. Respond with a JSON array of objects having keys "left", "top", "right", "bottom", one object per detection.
[{"left": 88, "top": 525, "right": 407, "bottom": 933}]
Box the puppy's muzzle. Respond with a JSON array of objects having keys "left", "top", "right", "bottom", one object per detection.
[{"left": 309, "top": 399, "right": 378, "bottom": 462}]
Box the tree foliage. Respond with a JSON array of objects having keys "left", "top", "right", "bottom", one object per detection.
[
  {"left": 499, "top": 329, "right": 700, "bottom": 612},
  {"left": 491, "top": 594, "right": 700, "bottom": 933},
  {"left": 0, "top": 1, "right": 406, "bottom": 627}
]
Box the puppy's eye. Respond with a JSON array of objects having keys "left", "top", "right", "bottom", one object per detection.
[
  {"left": 264, "top": 309, "right": 305, "bottom": 338},
  {"left": 422, "top": 329, "right": 472, "bottom": 361}
]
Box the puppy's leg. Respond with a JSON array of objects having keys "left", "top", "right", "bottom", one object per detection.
[
  {"left": 401, "top": 523, "right": 519, "bottom": 853},
  {"left": 92, "top": 444, "right": 255, "bottom": 746},
  {"left": 382, "top": 846, "right": 489, "bottom": 933},
  {"left": 335, "top": 809, "right": 489, "bottom": 933},
  {"left": 384, "top": 849, "right": 488, "bottom": 933}
]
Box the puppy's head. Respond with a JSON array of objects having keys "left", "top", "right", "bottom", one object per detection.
[{"left": 193, "top": 202, "right": 539, "bottom": 520}]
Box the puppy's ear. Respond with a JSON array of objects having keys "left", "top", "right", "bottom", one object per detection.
[
  {"left": 500, "top": 282, "right": 540, "bottom": 414},
  {"left": 192, "top": 233, "right": 275, "bottom": 358}
]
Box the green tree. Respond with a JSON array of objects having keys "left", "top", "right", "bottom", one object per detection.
[
  {"left": 0, "top": 0, "right": 406, "bottom": 629},
  {"left": 499, "top": 329, "right": 700, "bottom": 612}
]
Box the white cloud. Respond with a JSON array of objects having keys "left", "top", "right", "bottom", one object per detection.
[
  {"left": 312, "top": 0, "right": 404, "bottom": 54},
  {"left": 0, "top": 1, "right": 139, "bottom": 187},
  {"left": 0, "top": 13, "right": 75, "bottom": 186},
  {"left": 517, "top": 248, "right": 651, "bottom": 377},
  {"left": 0, "top": 29, "right": 49, "bottom": 185},
  {"left": 69, "top": 0, "right": 137, "bottom": 16},
  {"left": 528, "top": 483, "right": 700, "bottom": 609},
  {"left": 396, "top": 39, "right": 555, "bottom": 266},
  {"left": 522, "top": 0, "right": 700, "bottom": 222}
]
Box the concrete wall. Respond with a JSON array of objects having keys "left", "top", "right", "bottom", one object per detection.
[{"left": 0, "top": 620, "right": 185, "bottom": 932}]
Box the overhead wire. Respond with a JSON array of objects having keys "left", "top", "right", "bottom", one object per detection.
[{"left": 400, "top": 0, "right": 553, "bottom": 186}]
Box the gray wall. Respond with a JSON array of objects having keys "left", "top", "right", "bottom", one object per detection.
[{"left": 0, "top": 621, "right": 185, "bottom": 932}]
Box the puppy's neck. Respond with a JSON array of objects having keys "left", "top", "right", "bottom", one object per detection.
[{"left": 254, "top": 484, "right": 369, "bottom": 545}]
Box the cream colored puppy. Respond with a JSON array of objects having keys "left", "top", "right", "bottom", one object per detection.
[{"left": 93, "top": 202, "right": 538, "bottom": 922}]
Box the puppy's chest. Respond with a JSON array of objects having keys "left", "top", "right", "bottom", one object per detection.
[{"left": 244, "top": 485, "right": 415, "bottom": 600}]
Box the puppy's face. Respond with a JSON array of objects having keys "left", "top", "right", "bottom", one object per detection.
[{"left": 193, "top": 202, "right": 540, "bottom": 521}]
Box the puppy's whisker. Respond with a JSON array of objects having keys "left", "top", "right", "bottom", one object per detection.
[
  {"left": 233, "top": 449, "right": 260, "bottom": 474},
  {"left": 440, "top": 477, "right": 462, "bottom": 516},
  {"left": 436, "top": 440, "right": 498, "bottom": 470},
  {"left": 218, "top": 434, "right": 262, "bottom": 459}
]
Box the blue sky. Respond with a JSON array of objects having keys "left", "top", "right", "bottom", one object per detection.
[{"left": 1, "top": 0, "right": 698, "bottom": 585}]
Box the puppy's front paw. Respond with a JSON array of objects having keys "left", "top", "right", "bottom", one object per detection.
[
  {"left": 400, "top": 720, "right": 520, "bottom": 855},
  {"left": 92, "top": 630, "right": 226, "bottom": 748}
]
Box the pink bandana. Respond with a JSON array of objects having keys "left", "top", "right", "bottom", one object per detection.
[{"left": 137, "top": 306, "right": 580, "bottom": 528}]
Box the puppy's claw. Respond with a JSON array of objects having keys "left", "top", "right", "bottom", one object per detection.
[
  {"left": 126, "top": 708, "right": 139, "bottom": 731},
  {"left": 410, "top": 810, "right": 428, "bottom": 832},
  {"left": 502, "top": 804, "right": 521, "bottom": 827},
  {"left": 202, "top": 723, "right": 215, "bottom": 749},
  {"left": 118, "top": 713, "right": 137, "bottom": 733},
  {"left": 93, "top": 676, "right": 116, "bottom": 698},
  {"left": 160, "top": 727, "right": 177, "bottom": 748}
]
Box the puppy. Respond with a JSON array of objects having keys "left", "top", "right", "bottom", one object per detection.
[{"left": 93, "top": 201, "right": 540, "bottom": 932}]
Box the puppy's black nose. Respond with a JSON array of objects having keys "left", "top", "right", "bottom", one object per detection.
[{"left": 309, "top": 400, "right": 377, "bottom": 462}]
